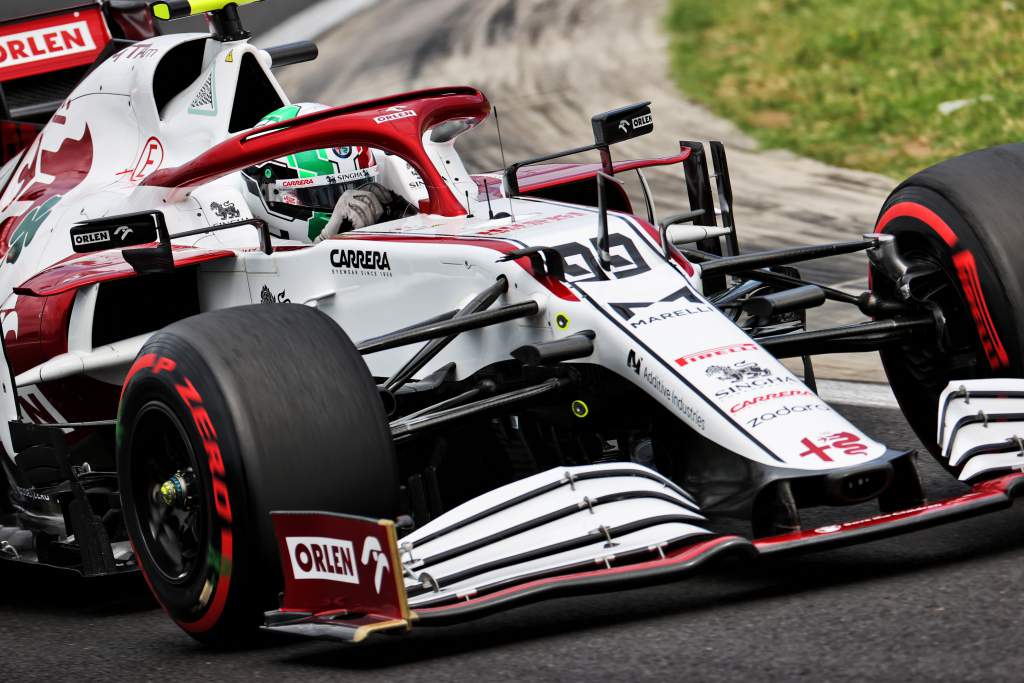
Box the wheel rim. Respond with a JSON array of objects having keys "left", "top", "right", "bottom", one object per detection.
[
  {"left": 128, "top": 402, "right": 208, "bottom": 584},
  {"left": 894, "top": 247, "right": 984, "bottom": 381}
]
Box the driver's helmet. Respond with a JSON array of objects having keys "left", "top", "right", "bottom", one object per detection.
[{"left": 241, "top": 103, "right": 380, "bottom": 242}]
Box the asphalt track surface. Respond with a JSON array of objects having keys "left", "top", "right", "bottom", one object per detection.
[
  {"left": 4, "top": 3, "right": 1024, "bottom": 682},
  {"left": 5, "top": 402, "right": 1024, "bottom": 682}
]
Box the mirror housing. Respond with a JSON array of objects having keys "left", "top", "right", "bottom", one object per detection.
[
  {"left": 592, "top": 101, "right": 653, "bottom": 147},
  {"left": 70, "top": 211, "right": 166, "bottom": 254}
]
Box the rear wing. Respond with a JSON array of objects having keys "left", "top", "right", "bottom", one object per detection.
[
  {"left": 0, "top": 2, "right": 159, "bottom": 163},
  {"left": 0, "top": 4, "right": 115, "bottom": 120}
]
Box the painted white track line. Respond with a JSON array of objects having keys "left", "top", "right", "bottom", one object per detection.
[
  {"left": 260, "top": 0, "right": 377, "bottom": 45},
  {"left": 816, "top": 379, "right": 899, "bottom": 410}
]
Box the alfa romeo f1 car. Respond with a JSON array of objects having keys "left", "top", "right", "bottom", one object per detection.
[{"left": 3, "top": 0, "right": 1024, "bottom": 645}]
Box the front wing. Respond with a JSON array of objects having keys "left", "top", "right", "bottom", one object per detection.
[{"left": 263, "top": 464, "right": 1024, "bottom": 642}]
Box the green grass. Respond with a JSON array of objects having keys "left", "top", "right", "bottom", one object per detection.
[{"left": 666, "top": 0, "right": 1024, "bottom": 178}]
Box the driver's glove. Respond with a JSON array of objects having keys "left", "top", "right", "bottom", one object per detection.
[{"left": 314, "top": 182, "right": 395, "bottom": 242}]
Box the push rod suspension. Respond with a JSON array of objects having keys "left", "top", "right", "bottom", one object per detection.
[
  {"left": 731, "top": 268, "right": 861, "bottom": 305},
  {"left": 358, "top": 301, "right": 539, "bottom": 355},
  {"left": 383, "top": 277, "right": 510, "bottom": 393},
  {"left": 391, "top": 378, "right": 568, "bottom": 442}
]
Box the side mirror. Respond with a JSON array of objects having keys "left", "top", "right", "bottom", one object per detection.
[
  {"left": 70, "top": 211, "right": 165, "bottom": 254},
  {"left": 591, "top": 101, "right": 653, "bottom": 146}
]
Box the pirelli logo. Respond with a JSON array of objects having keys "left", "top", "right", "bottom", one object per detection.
[{"left": 675, "top": 343, "right": 758, "bottom": 367}]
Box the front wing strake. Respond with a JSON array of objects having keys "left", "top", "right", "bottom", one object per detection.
[{"left": 263, "top": 469, "right": 1024, "bottom": 642}]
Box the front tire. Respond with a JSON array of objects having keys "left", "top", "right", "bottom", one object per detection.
[
  {"left": 117, "top": 304, "right": 396, "bottom": 644},
  {"left": 873, "top": 144, "right": 1024, "bottom": 457}
]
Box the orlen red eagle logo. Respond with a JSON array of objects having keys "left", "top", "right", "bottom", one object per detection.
[
  {"left": 286, "top": 536, "right": 361, "bottom": 584},
  {"left": 286, "top": 535, "right": 392, "bottom": 593},
  {"left": 374, "top": 106, "right": 417, "bottom": 124},
  {"left": 0, "top": 22, "right": 95, "bottom": 66}
]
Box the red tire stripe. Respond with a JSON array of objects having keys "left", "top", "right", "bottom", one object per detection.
[
  {"left": 124, "top": 358, "right": 237, "bottom": 637},
  {"left": 876, "top": 201, "right": 958, "bottom": 247},
  {"left": 179, "top": 528, "right": 234, "bottom": 634},
  {"left": 119, "top": 353, "right": 156, "bottom": 401}
]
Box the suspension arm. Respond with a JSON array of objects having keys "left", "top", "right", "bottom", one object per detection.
[
  {"left": 700, "top": 239, "right": 875, "bottom": 279},
  {"left": 358, "top": 301, "right": 540, "bottom": 355},
  {"left": 391, "top": 378, "right": 570, "bottom": 443},
  {"left": 756, "top": 315, "right": 937, "bottom": 358},
  {"left": 383, "top": 277, "right": 509, "bottom": 393}
]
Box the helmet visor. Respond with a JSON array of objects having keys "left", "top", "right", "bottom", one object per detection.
[{"left": 267, "top": 166, "right": 380, "bottom": 212}]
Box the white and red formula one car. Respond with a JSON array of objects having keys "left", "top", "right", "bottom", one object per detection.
[{"left": 2, "top": 0, "right": 1024, "bottom": 645}]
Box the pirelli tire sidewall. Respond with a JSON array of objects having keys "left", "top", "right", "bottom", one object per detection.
[
  {"left": 873, "top": 185, "right": 1024, "bottom": 453},
  {"left": 118, "top": 304, "right": 399, "bottom": 644},
  {"left": 118, "top": 339, "right": 255, "bottom": 641}
]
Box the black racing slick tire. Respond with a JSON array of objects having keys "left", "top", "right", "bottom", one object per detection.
[
  {"left": 116, "top": 304, "right": 397, "bottom": 645},
  {"left": 872, "top": 143, "right": 1024, "bottom": 456}
]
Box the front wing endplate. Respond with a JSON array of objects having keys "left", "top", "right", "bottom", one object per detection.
[{"left": 263, "top": 511, "right": 413, "bottom": 643}]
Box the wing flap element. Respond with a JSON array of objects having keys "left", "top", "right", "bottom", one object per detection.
[{"left": 938, "top": 379, "right": 1024, "bottom": 481}]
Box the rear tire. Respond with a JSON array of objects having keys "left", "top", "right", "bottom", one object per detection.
[
  {"left": 873, "top": 144, "right": 1024, "bottom": 456},
  {"left": 117, "top": 304, "right": 396, "bottom": 645}
]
